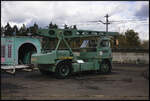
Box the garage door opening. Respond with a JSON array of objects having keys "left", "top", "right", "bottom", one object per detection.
[{"left": 18, "top": 43, "right": 37, "bottom": 64}]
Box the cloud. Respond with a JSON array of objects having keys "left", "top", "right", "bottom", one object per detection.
[
  {"left": 1, "top": 1, "right": 149, "bottom": 40},
  {"left": 135, "top": 3, "right": 149, "bottom": 19}
]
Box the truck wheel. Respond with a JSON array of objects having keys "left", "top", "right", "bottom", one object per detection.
[
  {"left": 100, "top": 61, "right": 112, "bottom": 74},
  {"left": 55, "top": 61, "right": 72, "bottom": 79}
]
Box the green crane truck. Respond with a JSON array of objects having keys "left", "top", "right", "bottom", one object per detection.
[{"left": 31, "top": 27, "right": 118, "bottom": 79}]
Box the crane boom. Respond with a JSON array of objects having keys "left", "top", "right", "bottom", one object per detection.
[{"left": 35, "top": 28, "right": 119, "bottom": 38}]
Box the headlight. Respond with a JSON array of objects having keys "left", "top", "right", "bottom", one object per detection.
[{"left": 99, "top": 51, "right": 103, "bottom": 56}]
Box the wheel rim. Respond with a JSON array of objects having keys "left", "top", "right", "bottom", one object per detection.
[
  {"left": 101, "top": 64, "right": 109, "bottom": 73},
  {"left": 59, "top": 65, "right": 69, "bottom": 76}
]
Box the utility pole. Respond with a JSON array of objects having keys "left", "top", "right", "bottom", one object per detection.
[
  {"left": 104, "top": 14, "right": 110, "bottom": 33},
  {"left": 88, "top": 14, "right": 111, "bottom": 33}
]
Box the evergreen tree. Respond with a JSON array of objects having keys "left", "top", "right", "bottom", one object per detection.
[
  {"left": 1, "top": 26, "right": 5, "bottom": 36},
  {"left": 33, "top": 22, "right": 38, "bottom": 33},
  {"left": 26, "top": 28, "right": 30, "bottom": 33},
  {"left": 12, "top": 25, "right": 19, "bottom": 36},
  {"left": 19, "top": 27, "right": 24, "bottom": 36},
  {"left": 34, "top": 23, "right": 38, "bottom": 28},
  {"left": 29, "top": 22, "right": 39, "bottom": 35},
  {"left": 4, "top": 22, "right": 13, "bottom": 36},
  {"left": 19, "top": 24, "right": 27, "bottom": 36}
]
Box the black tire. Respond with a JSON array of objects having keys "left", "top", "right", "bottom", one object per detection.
[
  {"left": 55, "top": 61, "right": 72, "bottom": 79},
  {"left": 99, "top": 61, "right": 112, "bottom": 74}
]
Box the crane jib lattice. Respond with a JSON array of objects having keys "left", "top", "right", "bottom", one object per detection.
[{"left": 35, "top": 28, "right": 119, "bottom": 39}]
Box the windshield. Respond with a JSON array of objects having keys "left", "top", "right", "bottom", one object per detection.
[
  {"left": 80, "top": 39, "right": 98, "bottom": 48},
  {"left": 100, "top": 40, "right": 110, "bottom": 47}
]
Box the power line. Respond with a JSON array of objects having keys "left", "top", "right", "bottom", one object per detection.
[{"left": 88, "top": 14, "right": 111, "bottom": 32}]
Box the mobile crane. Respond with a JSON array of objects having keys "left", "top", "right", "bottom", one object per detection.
[{"left": 31, "top": 25, "right": 119, "bottom": 79}]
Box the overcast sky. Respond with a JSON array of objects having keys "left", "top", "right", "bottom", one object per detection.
[{"left": 1, "top": 1, "right": 149, "bottom": 40}]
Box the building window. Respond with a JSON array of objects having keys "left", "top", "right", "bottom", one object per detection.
[
  {"left": 1, "top": 45, "right": 5, "bottom": 57},
  {"left": 8, "top": 45, "right": 12, "bottom": 58}
]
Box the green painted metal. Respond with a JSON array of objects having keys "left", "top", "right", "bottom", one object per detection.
[
  {"left": 31, "top": 51, "right": 57, "bottom": 64},
  {"left": 37, "top": 28, "right": 118, "bottom": 39},
  {"left": 31, "top": 27, "right": 118, "bottom": 75}
]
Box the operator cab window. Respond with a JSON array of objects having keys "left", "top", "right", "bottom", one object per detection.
[
  {"left": 100, "top": 40, "right": 110, "bottom": 47},
  {"left": 80, "top": 40, "right": 89, "bottom": 48}
]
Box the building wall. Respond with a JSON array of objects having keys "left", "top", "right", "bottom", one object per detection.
[{"left": 1, "top": 36, "right": 42, "bottom": 65}]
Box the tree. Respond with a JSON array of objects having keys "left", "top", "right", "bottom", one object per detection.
[
  {"left": 34, "top": 22, "right": 38, "bottom": 29},
  {"left": 116, "top": 33, "right": 127, "bottom": 48},
  {"left": 12, "top": 25, "right": 19, "bottom": 36},
  {"left": 1, "top": 26, "right": 5, "bottom": 36},
  {"left": 33, "top": 22, "right": 38, "bottom": 33},
  {"left": 116, "top": 29, "right": 142, "bottom": 49},
  {"left": 19, "top": 24, "right": 27, "bottom": 36},
  {"left": 26, "top": 28, "right": 30, "bottom": 33},
  {"left": 29, "top": 22, "right": 39, "bottom": 35},
  {"left": 4, "top": 22, "right": 13, "bottom": 36},
  {"left": 125, "top": 29, "right": 141, "bottom": 48},
  {"left": 141, "top": 40, "right": 149, "bottom": 49}
]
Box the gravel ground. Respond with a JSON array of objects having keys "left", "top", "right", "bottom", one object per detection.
[{"left": 1, "top": 63, "right": 149, "bottom": 100}]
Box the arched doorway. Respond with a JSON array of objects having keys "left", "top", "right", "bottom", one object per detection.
[{"left": 18, "top": 43, "right": 37, "bottom": 64}]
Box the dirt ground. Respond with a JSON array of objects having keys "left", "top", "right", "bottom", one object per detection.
[{"left": 1, "top": 63, "right": 149, "bottom": 100}]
